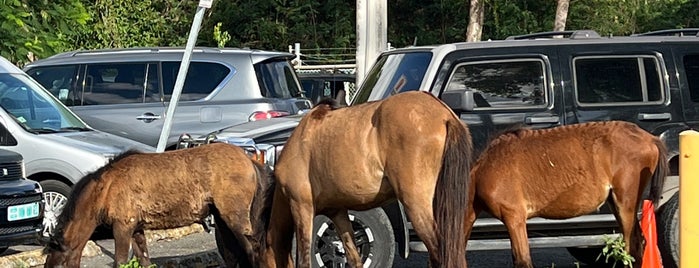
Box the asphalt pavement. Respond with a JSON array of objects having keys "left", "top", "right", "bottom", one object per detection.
[{"left": 0, "top": 223, "right": 589, "bottom": 268}]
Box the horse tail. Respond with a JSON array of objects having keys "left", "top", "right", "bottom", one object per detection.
[
  {"left": 650, "top": 138, "right": 669, "bottom": 209},
  {"left": 249, "top": 160, "right": 277, "bottom": 251},
  {"left": 433, "top": 117, "right": 472, "bottom": 267}
]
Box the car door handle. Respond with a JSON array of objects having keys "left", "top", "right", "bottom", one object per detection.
[
  {"left": 136, "top": 113, "right": 161, "bottom": 123},
  {"left": 638, "top": 113, "right": 671, "bottom": 121},
  {"left": 525, "top": 116, "right": 560, "bottom": 124}
]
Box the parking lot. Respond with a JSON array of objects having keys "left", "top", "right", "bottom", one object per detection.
[{"left": 0, "top": 224, "right": 591, "bottom": 268}]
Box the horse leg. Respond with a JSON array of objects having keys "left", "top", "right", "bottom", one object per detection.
[
  {"left": 131, "top": 229, "right": 151, "bottom": 267},
  {"left": 214, "top": 213, "right": 243, "bottom": 267},
  {"left": 328, "top": 209, "right": 362, "bottom": 268},
  {"left": 399, "top": 194, "right": 440, "bottom": 266},
  {"left": 289, "top": 197, "right": 315, "bottom": 268},
  {"left": 262, "top": 187, "right": 295, "bottom": 268},
  {"left": 610, "top": 185, "right": 646, "bottom": 267},
  {"left": 111, "top": 221, "right": 137, "bottom": 267},
  {"left": 500, "top": 210, "right": 533, "bottom": 268}
]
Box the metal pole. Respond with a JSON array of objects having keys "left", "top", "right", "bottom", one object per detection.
[
  {"left": 680, "top": 130, "right": 699, "bottom": 268},
  {"left": 355, "top": 0, "right": 387, "bottom": 87},
  {"left": 156, "top": 0, "right": 211, "bottom": 152}
]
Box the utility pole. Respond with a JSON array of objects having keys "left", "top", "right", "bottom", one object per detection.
[
  {"left": 156, "top": 0, "right": 212, "bottom": 152},
  {"left": 356, "top": 0, "right": 387, "bottom": 87}
]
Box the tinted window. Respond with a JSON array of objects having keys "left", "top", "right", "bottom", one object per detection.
[
  {"left": 574, "top": 56, "right": 663, "bottom": 105},
  {"left": 684, "top": 55, "right": 699, "bottom": 102},
  {"left": 445, "top": 59, "right": 547, "bottom": 109},
  {"left": 353, "top": 52, "right": 432, "bottom": 105},
  {"left": 82, "top": 63, "right": 148, "bottom": 105},
  {"left": 255, "top": 60, "right": 303, "bottom": 98},
  {"left": 162, "top": 62, "right": 231, "bottom": 101},
  {"left": 26, "top": 65, "right": 79, "bottom": 105}
]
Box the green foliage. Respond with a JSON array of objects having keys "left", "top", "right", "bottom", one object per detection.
[
  {"left": 0, "top": 0, "right": 89, "bottom": 65},
  {"left": 597, "top": 235, "right": 635, "bottom": 268},
  {"left": 72, "top": 0, "right": 195, "bottom": 49},
  {"left": 119, "top": 257, "right": 157, "bottom": 268},
  {"left": 1, "top": 0, "right": 697, "bottom": 63},
  {"left": 213, "top": 22, "right": 231, "bottom": 48}
]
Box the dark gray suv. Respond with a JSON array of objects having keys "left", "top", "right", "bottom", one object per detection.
[{"left": 23, "top": 47, "right": 312, "bottom": 149}]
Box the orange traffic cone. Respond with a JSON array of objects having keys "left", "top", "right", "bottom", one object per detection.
[{"left": 641, "top": 200, "right": 663, "bottom": 268}]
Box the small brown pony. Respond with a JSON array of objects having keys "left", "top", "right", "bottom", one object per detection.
[
  {"left": 43, "top": 143, "right": 275, "bottom": 268},
  {"left": 465, "top": 121, "right": 668, "bottom": 268},
  {"left": 263, "top": 91, "right": 473, "bottom": 268}
]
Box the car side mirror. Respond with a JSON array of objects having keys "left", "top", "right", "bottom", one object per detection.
[{"left": 441, "top": 89, "right": 476, "bottom": 113}]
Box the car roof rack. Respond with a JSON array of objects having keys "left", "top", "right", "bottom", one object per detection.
[
  {"left": 632, "top": 28, "right": 699, "bottom": 37},
  {"left": 505, "top": 30, "right": 601, "bottom": 40}
]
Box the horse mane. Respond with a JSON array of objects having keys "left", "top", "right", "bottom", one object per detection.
[
  {"left": 485, "top": 121, "right": 621, "bottom": 152},
  {"left": 315, "top": 97, "right": 340, "bottom": 109},
  {"left": 44, "top": 150, "right": 143, "bottom": 254}
]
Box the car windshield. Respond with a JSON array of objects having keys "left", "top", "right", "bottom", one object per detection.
[
  {"left": 0, "top": 73, "right": 89, "bottom": 133},
  {"left": 351, "top": 52, "right": 432, "bottom": 105}
]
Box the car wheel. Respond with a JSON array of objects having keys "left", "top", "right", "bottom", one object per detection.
[
  {"left": 311, "top": 209, "right": 395, "bottom": 268},
  {"left": 40, "top": 180, "right": 72, "bottom": 238},
  {"left": 657, "top": 192, "right": 679, "bottom": 268},
  {"left": 566, "top": 247, "right": 615, "bottom": 267}
]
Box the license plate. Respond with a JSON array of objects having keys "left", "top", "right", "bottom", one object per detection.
[{"left": 7, "top": 202, "right": 40, "bottom": 221}]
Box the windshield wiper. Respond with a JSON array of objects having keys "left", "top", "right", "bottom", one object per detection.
[
  {"left": 60, "top": 126, "right": 92, "bottom": 132},
  {"left": 29, "top": 128, "right": 60, "bottom": 134}
]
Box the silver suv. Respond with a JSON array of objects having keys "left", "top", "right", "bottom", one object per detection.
[{"left": 23, "top": 47, "right": 312, "bottom": 149}]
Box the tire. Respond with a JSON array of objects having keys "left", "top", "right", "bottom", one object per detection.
[
  {"left": 40, "top": 180, "right": 72, "bottom": 238},
  {"left": 657, "top": 192, "right": 679, "bottom": 268},
  {"left": 311, "top": 209, "right": 395, "bottom": 268},
  {"left": 566, "top": 247, "right": 615, "bottom": 268}
]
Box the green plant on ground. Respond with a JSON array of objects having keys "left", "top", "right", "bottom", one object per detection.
[
  {"left": 597, "top": 235, "right": 635, "bottom": 268},
  {"left": 118, "top": 257, "right": 157, "bottom": 268}
]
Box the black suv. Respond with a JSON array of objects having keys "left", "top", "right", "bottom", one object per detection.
[
  {"left": 0, "top": 149, "right": 44, "bottom": 254},
  {"left": 182, "top": 29, "right": 698, "bottom": 268}
]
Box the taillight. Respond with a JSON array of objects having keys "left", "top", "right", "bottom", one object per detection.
[{"left": 248, "top": 110, "right": 290, "bottom": 121}]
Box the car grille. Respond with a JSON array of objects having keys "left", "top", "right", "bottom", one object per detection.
[
  {"left": 0, "top": 194, "right": 42, "bottom": 207},
  {"left": 0, "top": 225, "right": 39, "bottom": 235},
  {"left": 0, "top": 161, "right": 22, "bottom": 181}
]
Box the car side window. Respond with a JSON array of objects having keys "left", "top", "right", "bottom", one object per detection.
[
  {"left": 574, "top": 56, "right": 663, "bottom": 105},
  {"left": 444, "top": 59, "right": 548, "bottom": 109},
  {"left": 162, "top": 62, "right": 231, "bottom": 101},
  {"left": 82, "top": 63, "right": 148, "bottom": 105},
  {"left": 26, "top": 65, "right": 79, "bottom": 106},
  {"left": 684, "top": 55, "right": 699, "bottom": 102}
]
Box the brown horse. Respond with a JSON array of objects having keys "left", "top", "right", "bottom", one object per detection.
[
  {"left": 262, "top": 91, "right": 473, "bottom": 268},
  {"left": 43, "top": 143, "right": 275, "bottom": 268},
  {"left": 465, "top": 121, "right": 668, "bottom": 268}
]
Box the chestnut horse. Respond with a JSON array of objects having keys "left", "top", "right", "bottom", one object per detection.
[
  {"left": 263, "top": 91, "right": 473, "bottom": 268},
  {"left": 44, "top": 143, "right": 275, "bottom": 268},
  {"left": 465, "top": 121, "right": 668, "bottom": 268}
]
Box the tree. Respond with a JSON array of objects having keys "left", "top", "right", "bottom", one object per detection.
[
  {"left": 466, "top": 0, "right": 485, "bottom": 42},
  {"left": 0, "top": 0, "right": 89, "bottom": 65},
  {"left": 553, "top": 0, "right": 569, "bottom": 32}
]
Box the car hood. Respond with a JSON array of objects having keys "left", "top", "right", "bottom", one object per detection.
[
  {"left": 39, "top": 130, "right": 156, "bottom": 155},
  {"left": 210, "top": 115, "right": 303, "bottom": 141}
]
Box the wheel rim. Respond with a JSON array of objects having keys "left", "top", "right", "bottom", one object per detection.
[
  {"left": 43, "top": 191, "right": 68, "bottom": 237},
  {"left": 313, "top": 215, "right": 375, "bottom": 268}
]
